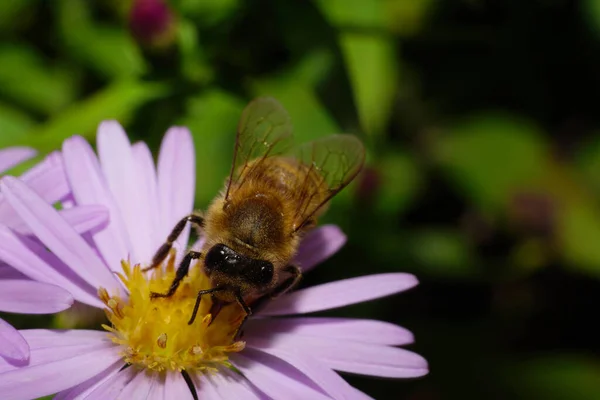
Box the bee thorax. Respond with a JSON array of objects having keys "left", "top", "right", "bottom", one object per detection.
[{"left": 227, "top": 195, "right": 285, "bottom": 249}]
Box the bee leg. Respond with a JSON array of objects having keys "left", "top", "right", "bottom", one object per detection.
[
  {"left": 119, "top": 363, "right": 131, "bottom": 372},
  {"left": 234, "top": 265, "right": 302, "bottom": 340},
  {"left": 181, "top": 370, "right": 199, "bottom": 400},
  {"left": 233, "top": 291, "right": 252, "bottom": 339},
  {"left": 270, "top": 264, "right": 302, "bottom": 298},
  {"left": 142, "top": 214, "right": 204, "bottom": 272},
  {"left": 151, "top": 251, "right": 202, "bottom": 299},
  {"left": 188, "top": 287, "right": 227, "bottom": 325},
  {"left": 206, "top": 298, "right": 224, "bottom": 327}
]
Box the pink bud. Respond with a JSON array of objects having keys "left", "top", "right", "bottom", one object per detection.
[{"left": 129, "top": 0, "right": 175, "bottom": 47}]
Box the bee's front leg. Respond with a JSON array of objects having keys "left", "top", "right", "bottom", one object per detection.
[
  {"left": 143, "top": 214, "right": 204, "bottom": 272},
  {"left": 234, "top": 264, "right": 302, "bottom": 340},
  {"left": 151, "top": 250, "right": 202, "bottom": 299},
  {"left": 233, "top": 291, "right": 253, "bottom": 339},
  {"left": 188, "top": 286, "right": 227, "bottom": 325}
]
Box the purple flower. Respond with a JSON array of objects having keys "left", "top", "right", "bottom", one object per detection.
[
  {"left": 0, "top": 148, "right": 36, "bottom": 174},
  {"left": 0, "top": 123, "right": 428, "bottom": 399},
  {"left": 0, "top": 147, "right": 79, "bottom": 362}
]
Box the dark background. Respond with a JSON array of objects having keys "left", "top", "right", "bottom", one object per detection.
[{"left": 1, "top": 1, "right": 600, "bottom": 398}]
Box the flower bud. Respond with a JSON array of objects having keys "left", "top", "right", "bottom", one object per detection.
[{"left": 129, "top": 0, "right": 175, "bottom": 48}]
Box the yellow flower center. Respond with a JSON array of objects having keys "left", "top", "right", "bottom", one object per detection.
[{"left": 99, "top": 252, "right": 245, "bottom": 373}]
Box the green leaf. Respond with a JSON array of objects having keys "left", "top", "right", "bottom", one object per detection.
[
  {"left": 510, "top": 239, "right": 549, "bottom": 275},
  {"left": 287, "top": 49, "right": 334, "bottom": 89},
  {"left": 559, "top": 201, "right": 600, "bottom": 276},
  {"left": 384, "top": 0, "right": 436, "bottom": 36},
  {"left": 583, "top": 0, "right": 600, "bottom": 38},
  {"left": 339, "top": 34, "right": 399, "bottom": 137},
  {"left": 0, "top": 45, "right": 78, "bottom": 115},
  {"left": 178, "top": 90, "right": 245, "bottom": 207},
  {"left": 316, "top": 0, "right": 399, "bottom": 137},
  {"left": 0, "top": 80, "right": 167, "bottom": 152},
  {"left": 177, "top": 19, "right": 214, "bottom": 83},
  {"left": 315, "top": 0, "right": 385, "bottom": 27},
  {"left": 177, "top": 0, "right": 241, "bottom": 26},
  {"left": 435, "top": 113, "right": 548, "bottom": 212},
  {"left": 56, "top": 0, "right": 92, "bottom": 35},
  {"left": 509, "top": 355, "right": 600, "bottom": 400},
  {"left": 0, "top": 1, "right": 35, "bottom": 31},
  {"left": 575, "top": 134, "right": 600, "bottom": 196},
  {"left": 0, "top": 102, "right": 35, "bottom": 139},
  {"left": 57, "top": 0, "right": 146, "bottom": 78},
  {"left": 374, "top": 150, "right": 422, "bottom": 216},
  {"left": 408, "top": 229, "right": 476, "bottom": 278},
  {"left": 66, "top": 26, "right": 146, "bottom": 78}
]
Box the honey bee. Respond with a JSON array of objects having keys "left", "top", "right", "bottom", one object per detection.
[{"left": 146, "top": 97, "right": 365, "bottom": 328}]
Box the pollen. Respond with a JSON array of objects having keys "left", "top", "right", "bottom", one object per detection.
[{"left": 99, "top": 251, "right": 246, "bottom": 373}]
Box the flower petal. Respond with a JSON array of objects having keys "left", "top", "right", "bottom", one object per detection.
[
  {"left": 10, "top": 205, "right": 109, "bottom": 236},
  {"left": 0, "top": 152, "right": 69, "bottom": 228},
  {"left": 132, "top": 141, "right": 161, "bottom": 261},
  {"left": 259, "top": 273, "right": 419, "bottom": 316},
  {"left": 97, "top": 121, "right": 152, "bottom": 265},
  {"left": 0, "top": 345, "right": 121, "bottom": 400},
  {"left": 251, "top": 345, "right": 360, "bottom": 400},
  {"left": 246, "top": 317, "right": 414, "bottom": 346},
  {"left": 196, "top": 374, "right": 224, "bottom": 399},
  {"left": 348, "top": 387, "right": 375, "bottom": 400},
  {"left": 63, "top": 135, "right": 131, "bottom": 272},
  {"left": 0, "top": 280, "right": 73, "bottom": 314},
  {"left": 165, "top": 370, "right": 196, "bottom": 400},
  {"left": 209, "top": 368, "right": 267, "bottom": 400},
  {"left": 233, "top": 350, "right": 331, "bottom": 400},
  {"left": 53, "top": 360, "right": 122, "bottom": 400},
  {"left": 157, "top": 127, "right": 195, "bottom": 259},
  {"left": 19, "top": 151, "right": 70, "bottom": 204},
  {"left": 0, "top": 147, "right": 36, "bottom": 174},
  {"left": 116, "top": 367, "right": 156, "bottom": 399},
  {"left": 0, "top": 224, "right": 101, "bottom": 307},
  {"left": 0, "top": 330, "right": 112, "bottom": 374},
  {"left": 78, "top": 362, "right": 137, "bottom": 400},
  {"left": 0, "top": 176, "right": 119, "bottom": 293},
  {"left": 21, "top": 329, "right": 111, "bottom": 349},
  {"left": 294, "top": 225, "right": 346, "bottom": 273},
  {"left": 0, "top": 264, "right": 26, "bottom": 280},
  {"left": 249, "top": 333, "right": 428, "bottom": 378},
  {"left": 0, "top": 318, "right": 29, "bottom": 362},
  {"left": 146, "top": 373, "right": 168, "bottom": 400},
  {"left": 57, "top": 205, "right": 109, "bottom": 235}
]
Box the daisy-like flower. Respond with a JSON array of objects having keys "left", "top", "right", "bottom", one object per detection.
[
  {"left": 0, "top": 147, "right": 109, "bottom": 362},
  {"left": 0, "top": 123, "right": 428, "bottom": 399}
]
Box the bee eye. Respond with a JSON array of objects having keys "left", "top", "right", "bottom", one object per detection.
[
  {"left": 251, "top": 261, "right": 273, "bottom": 285},
  {"left": 204, "top": 244, "right": 273, "bottom": 286},
  {"left": 225, "top": 254, "right": 239, "bottom": 264},
  {"left": 204, "top": 244, "right": 237, "bottom": 273}
]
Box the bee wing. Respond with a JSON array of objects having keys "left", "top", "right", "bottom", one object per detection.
[
  {"left": 225, "top": 97, "right": 294, "bottom": 200},
  {"left": 291, "top": 134, "right": 365, "bottom": 231}
]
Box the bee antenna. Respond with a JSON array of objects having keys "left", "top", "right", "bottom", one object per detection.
[{"left": 181, "top": 370, "right": 199, "bottom": 400}]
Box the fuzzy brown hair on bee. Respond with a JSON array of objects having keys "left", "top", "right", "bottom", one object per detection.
[{"left": 144, "top": 97, "right": 365, "bottom": 332}]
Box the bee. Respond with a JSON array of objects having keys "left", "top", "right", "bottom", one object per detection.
[{"left": 146, "top": 97, "right": 365, "bottom": 328}]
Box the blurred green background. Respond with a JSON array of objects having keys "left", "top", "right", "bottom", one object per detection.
[{"left": 2, "top": 0, "right": 600, "bottom": 398}]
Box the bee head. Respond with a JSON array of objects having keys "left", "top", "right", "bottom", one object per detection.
[{"left": 203, "top": 243, "right": 274, "bottom": 289}]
